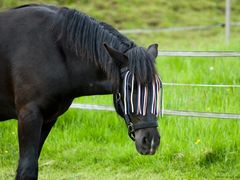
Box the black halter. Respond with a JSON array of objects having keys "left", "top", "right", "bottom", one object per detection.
[
  {"left": 115, "top": 67, "right": 160, "bottom": 141},
  {"left": 115, "top": 93, "right": 158, "bottom": 141}
]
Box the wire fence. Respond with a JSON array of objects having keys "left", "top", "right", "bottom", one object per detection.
[
  {"left": 163, "top": 83, "right": 240, "bottom": 88},
  {"left": 119, "top": 22, "right": 240, "bottom": 34},
  {"left": 70, "top": 50, "right": 240, "bottom": 119},
  {"left": 70, "top": 103, "right": 240, "bottom": 120},
  {"left": 105, "top": 11, "right": 240, "bottom": 119},
  {"left": 159, "top": 51, "right": 240, "bottom": 88},
  {"left": 157, "top": 51, "right": 240, "bottom": 57}
]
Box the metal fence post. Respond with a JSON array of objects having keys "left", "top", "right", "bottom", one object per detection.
[{"left": 225, "top": 0, "right": 231, "bottom": 45}]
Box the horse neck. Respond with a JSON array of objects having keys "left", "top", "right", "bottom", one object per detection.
[
  {"left": 60, "top": 52, "right": 113, "bottom": 97},
  {"left": 54, "top": 9, "right": 135, "bottom": 78},
  {"left": 54, "top": 9, "right": 135, "bottom": 96}
]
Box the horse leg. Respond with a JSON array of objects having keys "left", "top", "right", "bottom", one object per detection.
[
  {"left": 16, "top": 103, "right": 43, "bottom": 180},
  {"left": 38, "top": 120, "right": 56, "bottom": 157}
]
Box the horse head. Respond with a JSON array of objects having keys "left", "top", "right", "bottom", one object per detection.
[{"left": 104, "top": 43, "right": 162, "bottom": 155}]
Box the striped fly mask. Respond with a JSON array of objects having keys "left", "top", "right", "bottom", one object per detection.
[
  {"left": 114, "top": 67, "right": 163, "bottom": 141},
  {"left": 104, "top": 43, "right": 163, "bottom": 154}
]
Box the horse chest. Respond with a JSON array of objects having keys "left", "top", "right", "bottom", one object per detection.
[{"left": 41, "top": 98, "right": 73, "bottom": 124}]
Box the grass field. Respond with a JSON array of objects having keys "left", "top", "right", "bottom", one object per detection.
[{"left": 0, "top": 1, "right": 240, "bottom": 179}]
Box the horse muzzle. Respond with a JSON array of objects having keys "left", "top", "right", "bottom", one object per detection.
[{"left": 134, "top": 127, "right": 160, "bottom": 155}]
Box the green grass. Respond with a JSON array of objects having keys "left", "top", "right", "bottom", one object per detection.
[
  {"left": 1, "top": 0, "right": 240, "bottom": 179},
  {"left": 1, "top": 111, "right": 240, "bottom": 179}
]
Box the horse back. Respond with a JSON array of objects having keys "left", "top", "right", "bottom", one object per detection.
[{"left": 0, "top": 5, "right": 59, "bottom": 47}]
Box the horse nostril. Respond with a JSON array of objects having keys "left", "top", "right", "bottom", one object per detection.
[
  {"left": 142, "top": 137, "right": 147, "bottom": 145},
  {"left": 142, "top": 137, "right": 150, "bottom": 145}
]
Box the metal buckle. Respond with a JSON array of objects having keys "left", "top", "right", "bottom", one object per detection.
[
  {"left": 128, "top": 122, "right": 135, "bottom": 141},
  {"left": 116, "top": 92, "right": 121, "bottom": 101}
]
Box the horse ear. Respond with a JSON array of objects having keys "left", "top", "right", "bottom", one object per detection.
[
  {"left": 147, "top": 43, "right": 158, "bottom": 59},
  {"left": 103, "top": 43, "right": 128, "bottom": 67}
]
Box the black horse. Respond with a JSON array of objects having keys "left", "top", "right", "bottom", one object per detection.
[{"left": 0, "top": 4, "right": 162, "bottom": 180}]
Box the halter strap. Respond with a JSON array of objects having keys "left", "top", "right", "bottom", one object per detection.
[
  {"left": 117, "top": 97, "right": 158, "bottom": 141},
  {"left": 116, "top": 67, "right": 163, "bottom": 141}
]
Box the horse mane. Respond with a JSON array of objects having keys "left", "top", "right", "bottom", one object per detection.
[
  {"left": 11, "top": 4, "right": 56, "bottom": 11},
  {"left": 126, "top": 47, "right": 157, "bottom": 84},
  {"left": 11, "top": 4, "right": 39, "bottom": 9},
  {"left": 53, "top": 7, "right": 157, "bottom": 86}
]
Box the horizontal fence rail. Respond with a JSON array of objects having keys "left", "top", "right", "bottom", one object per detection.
[
  {"left": 69, "top": 49, "right": 240, "bottom": 120},
  {"left": 70, "top": 103, "right": 240, "bottom": 120},
  {"left": 120, "top": 22, "right": 240, "bottom": 34},
  {"left": 163, "top": 83, "right": 240, "bottom": 88},
  {"left": 157, "top": 51, "right": 240, "bottom": 57},
  {"left": 157, "top": 51, "right": 240, "bottom": 88}
]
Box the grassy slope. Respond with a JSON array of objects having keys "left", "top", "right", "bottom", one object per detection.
[{"left": 0, "top": 1, "right": 240, "bottom": 179}]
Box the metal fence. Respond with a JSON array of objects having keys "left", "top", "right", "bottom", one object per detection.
[
  {"left": 119, "top": 22, "right": 240, "bottom": 34},
  {"left": 69, "top": 51, "right": 240, "bottom": 120},
  {"left": 70, "top": 1, "right": 240, "bottom": 119},
  {"left": 70, "top": 103, "right": 240, "bottom": 120},
  {"left": 157, "top": 51, "right": 240, "bottom": 57}
]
